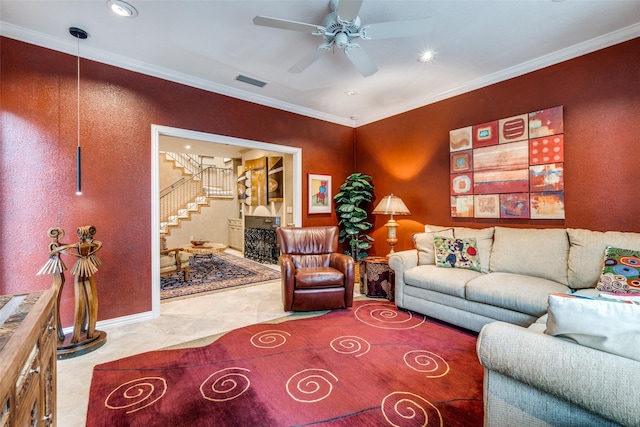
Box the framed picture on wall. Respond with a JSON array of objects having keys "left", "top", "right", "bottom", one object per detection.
[{"left": 308, "top": 174, "right": 332, "bottom": 214}]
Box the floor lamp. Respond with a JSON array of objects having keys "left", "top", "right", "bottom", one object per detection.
[{"left": 372, "top": 194, "right": 411, "bottom": 256}]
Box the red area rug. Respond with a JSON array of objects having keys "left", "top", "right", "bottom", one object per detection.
[{"left": 87, "top": 301, "right": 483, "bottom": 426}]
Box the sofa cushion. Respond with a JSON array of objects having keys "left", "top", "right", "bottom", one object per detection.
[
  {"left": 545, "top": 293, "right": 640, "bottom": 361},
  {"left": 404, "top": 264, "right": 482, "bottom": 298},
  {"left": 567, "top": 228, "right": 640, "bottom": 289},
  {"left": 466, "top": 272, "right": 570, "bottom": 317},
  {"left": 490, "top": 226, "right": 569, "bottom": 285},
  {"left": 433, "top": 236, "right": 481, "bottom": 272},
  {"left": 595, "top": 246, "right": 640, "bottom": 294},
  {"left": 413, "top": 226, "right": 454, "bottom": 265},
  {"left": 453, "top": 226, "right": 494, "bottom": 273}
]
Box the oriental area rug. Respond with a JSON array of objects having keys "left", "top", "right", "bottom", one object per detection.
[
  {"left": 160, "top": 252, "right": 280, "bottom": 300},
  {"left": 87, "top": 301, "right": 483, "bottom": 426}
]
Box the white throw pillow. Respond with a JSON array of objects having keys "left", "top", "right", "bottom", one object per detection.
[
  {"left": 453, "top": 226, "right": 494, "bottom": 273},
  {"left": 413, "top": 226, "right": 454, "bottom": 265},
  {"left": 545, "top": 293, "right": 640, "bottom": 361}
]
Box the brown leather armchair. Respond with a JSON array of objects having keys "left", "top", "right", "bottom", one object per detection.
[{"left": 276, "top": 226, "right": 354, "bottom": 312}]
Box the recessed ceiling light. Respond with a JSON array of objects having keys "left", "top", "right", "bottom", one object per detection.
[
  {"left": 344, "top": 91, "right": 358, "bottom": 96},
  {"left": 106, "top": 0, "right": 138, "bottom": 17},
  {"left": 417, "top": 50, "right": 435, "bottom": 63},
  {"left": 184, "top": 145, "right": 191, "bottom": 149}
]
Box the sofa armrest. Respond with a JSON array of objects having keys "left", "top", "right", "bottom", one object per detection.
[
  {"left": 477, "top": 321, "right": 640, "bottom": 427},
  {"left": 388, "top": 250, "right": 419, "bottom": 307}
]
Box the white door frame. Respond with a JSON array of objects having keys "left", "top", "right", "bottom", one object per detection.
[{"left": 151, "top": 125, "right": 303, "bottom": 318}]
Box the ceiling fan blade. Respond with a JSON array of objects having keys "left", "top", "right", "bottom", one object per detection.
[
  {"left": 362, "top": 18, "right": 432, "bottom": 39},
  {"left": 253, "top": 16, "right": 321, "bottom": 33},
  {"left": 344, "top": 44, "right": 378, "bottom": 77},
  {"left": 336, "top": 0, "right": 364, "bottom": 21},
  {"left": 288, "top": 47, "right": 327, "bottom": 73}
]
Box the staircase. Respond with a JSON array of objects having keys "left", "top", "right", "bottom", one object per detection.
[{"left": 160, "top": 152, "right": 234, "bottom": 235}]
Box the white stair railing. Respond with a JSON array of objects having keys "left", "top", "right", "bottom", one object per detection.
[{"left": 160, "top": 166, "right": 235, "bottom": 233}]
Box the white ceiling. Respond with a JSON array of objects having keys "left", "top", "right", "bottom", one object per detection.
[{"left": 1, "top": 1, "right": 639, "bottom": 128}]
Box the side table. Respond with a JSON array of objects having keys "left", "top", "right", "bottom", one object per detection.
[
  {"left": 359, "top": 256, "right": 395, "bottom": 301},
  {"left": 182, "top": 243, "right": 227, "bottom": 260}
]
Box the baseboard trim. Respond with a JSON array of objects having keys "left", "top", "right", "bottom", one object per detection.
[{"left": 61, "top": 310, "right": 154, "bottom": 336}]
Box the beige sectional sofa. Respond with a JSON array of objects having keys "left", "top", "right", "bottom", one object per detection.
[{"left": 388, "top": 225, "right": 640, "bottom": 426}]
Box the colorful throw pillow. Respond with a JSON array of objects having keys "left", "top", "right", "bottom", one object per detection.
[
  {"left": 433, "top": 236, "right": 481, "bottom": 272},
  {"left": 595, "top": 246, "right": 640, "bottom": 294}
]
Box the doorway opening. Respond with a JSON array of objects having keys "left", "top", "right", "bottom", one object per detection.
[{"left": 151, "top": 125, "right": 302, "bottom": 317}]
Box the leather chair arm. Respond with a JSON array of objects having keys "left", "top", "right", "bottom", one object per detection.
[
  {"left": 329, "top": 253, "right": 353, "bottom": 275},
  {"left": 330, "top": 253, "right": 355, "bottom": 305},
  {"left": 279, "top": 254, "right": 296, "bottom": 311}
]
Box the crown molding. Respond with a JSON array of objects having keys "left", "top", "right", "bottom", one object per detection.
[
  {"left": 2, "top": 21, "right": 638, "bottom": 128},
  {"left": 0, "top": 22, "right": 357, "bottom": 128},
  {"left": 355, "top": 22, "right": 640, "bottom": 126}
]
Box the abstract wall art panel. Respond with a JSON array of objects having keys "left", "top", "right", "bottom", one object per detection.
[
  {"left": 473, "top": 141, "right": 529, "bottom": 194},
  {"left": 530, "top": 163, "right": 564, "bottom": 193},
  {"left": 500, "top": 193, "right": 530, "bottom": 219},
  {"left": 449, "top": 106, "right": 564, "bottom": 219},
  {"left": 530, "top": 135, "right": 564, "bottom": 165},
  {"left": 450, "top": 150, "right": 473, "bottom": 173},
  {"left": 449, "top": 126, "right": 473, "bottom": 152},
  {"left": 530, "top": 192, "right": 565, "bottom": 219},
  {"left": 529, "top": 106, "right": 564, "bottom": 138},
  {"left": 472, "top": 121, "right": 498, "bottom": 148},
  {"left": 499, "top": 114, "right": 529, "bottom": 144},
  {"left": 474, "top": 168, "right": 530, "bottom": 194},
  {"left": 474, "top": 194, "right": 500, "bottom": 218},
  {"left": 267, "top": 156, "right": 284, "bottom": 202},
  {"left": 451, "top": 195, "right": 475, "bottom": 218},
  {"left": 451, "top": 173, "right": 473, "bottom": 195},
  {"left": 245, "top": 156, "right": 268, "bottom": 206}
]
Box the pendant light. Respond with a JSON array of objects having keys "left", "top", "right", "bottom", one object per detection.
[{"left": 69, "top": 27, "right": 87, "bottom": 196}]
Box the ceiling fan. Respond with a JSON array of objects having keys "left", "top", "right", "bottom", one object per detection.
[{"left": 253, "top": 0, "right": 431, "bottom": 77}]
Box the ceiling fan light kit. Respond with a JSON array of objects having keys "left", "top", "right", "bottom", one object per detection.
[{"left": 253, "top": 0, "right": 431, "bottom": 77}]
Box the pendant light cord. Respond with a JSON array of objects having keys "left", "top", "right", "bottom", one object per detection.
[
  {"left": 70, "top": 27, "right": 87, "bottom": 195},
  {"left": 77, "top": 34, "right": 81, "bottom": 149}
]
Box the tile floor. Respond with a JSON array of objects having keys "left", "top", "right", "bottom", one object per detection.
[{"left": 56, "top": 253, "right": 362, "bottom": 426}]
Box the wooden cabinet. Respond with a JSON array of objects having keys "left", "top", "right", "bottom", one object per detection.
[
  {"left": 0, "top": 289, "right": 57, "bottom": 426},
  {"left": 228, "top": 218, "right": 243, "bottom": 251}
]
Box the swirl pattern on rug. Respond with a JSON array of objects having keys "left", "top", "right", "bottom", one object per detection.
[
  {"left": 381, "top": 391, "right": 442, "bottom": 427},
  {"left": 355, "top": 302, "right": 426, "bottom": 329},
  {"left": 200, "top": 367, "right": 251, "bottom": 402},
  {"left": 89, "top": 300, "right": 482, "bottom": 426},
  {"left": 104, "top": 377, "right": 167, "bottom": 414}
]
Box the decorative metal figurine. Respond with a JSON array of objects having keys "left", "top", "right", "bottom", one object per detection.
[{"left": 38, "top": 225, "right": 107, "bottom": 358}]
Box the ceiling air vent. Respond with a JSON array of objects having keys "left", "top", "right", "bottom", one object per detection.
[{"left": 235, "top": 74, "right": 267, "bottom": 88}]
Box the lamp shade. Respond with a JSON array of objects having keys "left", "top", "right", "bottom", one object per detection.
[{"left": 372, "top": 194, "right": 411, "bottom": 216}]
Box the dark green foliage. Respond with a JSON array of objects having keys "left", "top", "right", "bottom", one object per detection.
[{"left": 334, "top": 173, "right": 374, "bottom": 260}]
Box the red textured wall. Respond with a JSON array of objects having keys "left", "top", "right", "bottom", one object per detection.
[
  {"left": 356, "top": 37, "right": 640, "bottom": 255},
  {"left": 3, "top": 36, "right": 639, "bottom": 323},
  {"left": 0, "top": 37, "right": 354, "bottom": 326}
]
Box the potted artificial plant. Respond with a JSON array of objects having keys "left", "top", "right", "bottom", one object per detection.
[{"left": 334, "top": 173, "right": 375, "bottom": 282}]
